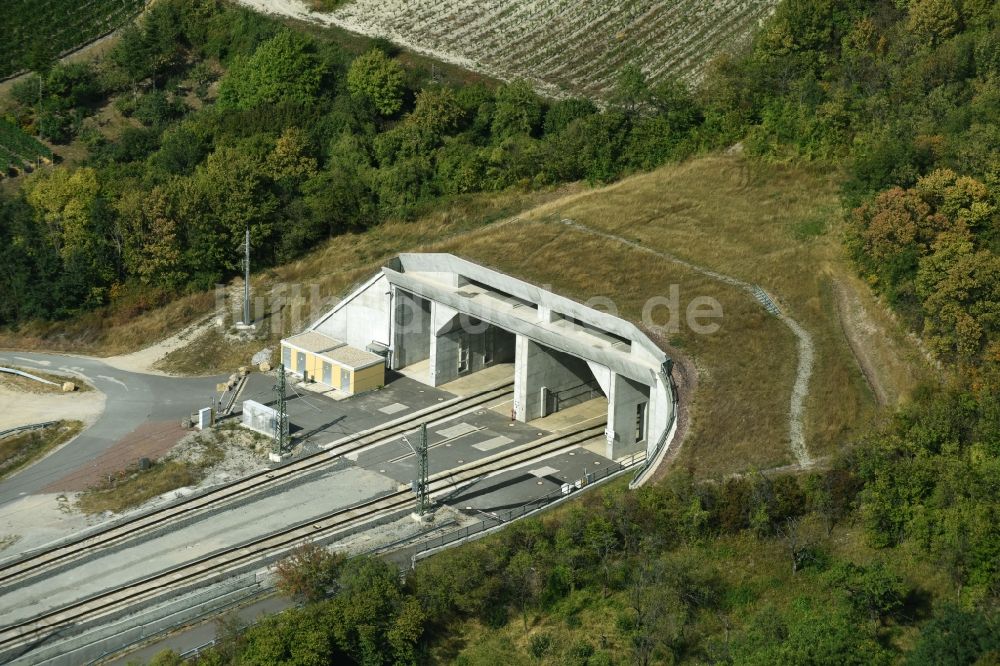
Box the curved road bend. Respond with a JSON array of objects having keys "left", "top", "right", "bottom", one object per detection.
[{"left": 0, "top": 352, "right": 226, "bottom": 507}]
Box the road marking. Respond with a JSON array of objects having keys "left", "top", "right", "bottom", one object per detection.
[
  {"left": 530, "top": 465, "right": 559, "bottom": 477},
  {"left": 378, "top": 402, "right": 408, "bottom": 415},
  {"left": 14, "top": 357, "right": 50, "bottom": 366},
  {"left": 97, "top": 375, "right": 129, "bottom": 391}
]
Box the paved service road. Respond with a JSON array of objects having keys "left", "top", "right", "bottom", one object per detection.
[{"left": 0, "top": 352, "right": 225, "bottom": 507}]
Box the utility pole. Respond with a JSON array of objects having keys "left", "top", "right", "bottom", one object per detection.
[
  {"left": 416, "top": 422, "right": 429, "bottom": 516},
  {"left": 272, "top": 363, "right": 288, "bottom": 456},
  {"left": 404, "top": 423, "right": 430, "bottom": 518},
  {"left": 242, "top": 227, "right": 251, "bottom": 326}
]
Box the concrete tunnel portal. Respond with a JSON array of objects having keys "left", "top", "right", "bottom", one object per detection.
[{"left": 300, "top": 254, "right": 675, "bottom": 462}]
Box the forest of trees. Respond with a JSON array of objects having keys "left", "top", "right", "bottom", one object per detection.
[
  {"left": 0, "top": 0, "right": 705, "bottom": 325},
  {"left": 1, "top": 0, "right": 999, "bottom": 663}
]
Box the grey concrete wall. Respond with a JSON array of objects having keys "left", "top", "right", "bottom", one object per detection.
[
  {"left": 308, "top": 254, "right": 676, "bottom": 464},
  {"left": 607, "top": 374, "right": 651, "bottom": 459},
  {"left": 395, "top": 253, "right": 664, "bottom": 369},
  {"left": 514, "top": 337, "right": 600, "bottom": 422},
  {"left": 312, "top": 274, "right": 390, "bottom": 352},
  {"left": 430, "top": 313, "right": 514, "bottom": 386},
  {"left": 392, "top": 289, "right": 432, "bottom": 370}
]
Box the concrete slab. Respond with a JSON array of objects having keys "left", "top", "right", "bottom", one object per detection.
[
  {"left": 397, "top": 359, "right": 430, "bottom": 384},
  {"left": 438, "top": 363, "right": 514, "bottom": 397},
  {"left": 236, "top": 372, "right": 453, "bottom": 450},
  {"left": 436, "top": 422, "right": 478, "bottom": 439},
  {"left": 472, "top": 435, "right": 513, "bottom": 452},
  {"left": 447, "top": 445, "right": 613, "bottom": 514},
  {"left": 530, "top": 397, "right": 608, "bottom": 432}
]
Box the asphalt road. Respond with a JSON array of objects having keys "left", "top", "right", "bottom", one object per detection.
[{"left": 0, "top": 352, "right": 225, "bottom": 507}]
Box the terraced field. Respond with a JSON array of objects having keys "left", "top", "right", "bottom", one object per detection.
[
  {"left": 237, "top": 0, "right": 779, "bottom": 98},
  {"left": 0, "top": 0, "right": 147, "bottom": 79},
  {"left": 0, "top": 119, "right": 51, "bottom": 178}
]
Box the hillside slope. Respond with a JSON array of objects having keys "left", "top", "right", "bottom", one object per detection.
[
  {"left": 235, "top": 0, "right": 778, "bottom": 97},
  {"left": 3, "top": 154, "right": 927, "bottom": 478}
]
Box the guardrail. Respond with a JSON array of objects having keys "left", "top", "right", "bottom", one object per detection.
[
  {"left": 630, "top": 363, "right": 679, "bottom": 488},
  {"left": 0, "top": 420, "right": 59, "bottom": 440},
  {"left": 0, "top": 366, "right": 59, "bottom": 387}
]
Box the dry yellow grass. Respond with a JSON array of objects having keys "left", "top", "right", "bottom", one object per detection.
[
  {"left": 1, "top": 154, "right": 930, "bottom": 477},
  {"left": 0, "top": 420, "right": 84, "bottom": 480},
  {"left": 464, "top": 155, "right": 931, "bottom": 474},
  {"left": 0, "top": 366, "right": 93, "bottom": 393}
]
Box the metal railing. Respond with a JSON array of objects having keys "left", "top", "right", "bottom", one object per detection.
[
  {"left": 0, "top": 420, "right": 59, "bottom": 440},
  {"left": 415, "top": 449, "right": 646, "bottom": 557},
  {"left": 552, "top": 379, "right": 603, "bottom": 411},
  {"left": 631, "top": 366, "right": 679, "bottom": 487}
]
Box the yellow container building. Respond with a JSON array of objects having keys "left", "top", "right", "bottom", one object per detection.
[{"left": 280, "top": 331, "right": 385, "bottom": 396}]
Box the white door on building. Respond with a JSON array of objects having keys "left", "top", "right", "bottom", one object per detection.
[{"left": 458, "top": 335, "right": 470, "bottom": 373}]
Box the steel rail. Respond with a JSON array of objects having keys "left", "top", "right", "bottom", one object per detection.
[
  {"left": 0, "top": 381, "right": 514, "bottom": 585},
  {"left": 0, "top": 422, "right": 605, "bottom": 654}
]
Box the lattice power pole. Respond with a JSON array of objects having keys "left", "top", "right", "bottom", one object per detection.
[
  {"left": 416, "top": 422, "right": 429, "bottom": 516},
  {"left": 405, "top": 423, "right": 430, "bottom": 518},
  {"left": 272, "top": 363, "right": 288, "bottom": 456}
]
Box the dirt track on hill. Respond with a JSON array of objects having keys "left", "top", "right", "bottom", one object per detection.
[{"left": 557, "top": 218, "right": 815, "bottom": 469}]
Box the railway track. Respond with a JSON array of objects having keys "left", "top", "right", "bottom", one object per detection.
[
  {"left": 0, "top": 422, "right": 605, "bottom": 657},
  {"left": 0, "top": 380, "right": 514, "bottom": 587}
]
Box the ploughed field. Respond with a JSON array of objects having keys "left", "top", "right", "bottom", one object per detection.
[{"left": 240, "top": 0, "right": 779, "bottom": 97}]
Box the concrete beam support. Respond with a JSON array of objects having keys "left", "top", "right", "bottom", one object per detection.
[
  {"left": 606, "top": 374, "right": 651, "bottom": 460},
  {"left": 391, "top": 289, "right": 431, "bottom": 371},
  {"left": 514, "top": 337, "right": 599, "bottom": 422}
]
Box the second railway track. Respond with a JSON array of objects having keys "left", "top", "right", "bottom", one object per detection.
[
  {"left": 0, "top": 380, "right": 515, "bottom": 586},
  {"left": 0, "top": 421, "right": 607, "bottom": 657}
]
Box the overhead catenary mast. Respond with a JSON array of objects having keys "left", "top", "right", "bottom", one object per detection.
[
  {"left": 403, "top": 423, "right": 430, "bottom": 519},
  {"left": 272, "top": 363, "right": 288, "bottom": 457},
  {"left": 242, "top": 227, "right": 251, "bottom": 326}
]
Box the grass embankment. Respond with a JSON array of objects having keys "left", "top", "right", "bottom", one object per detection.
[
  {"left": 76, "top": 431, "right": 225, "bottom": 515},
  {"left": 0, "top": 421, "right": 84, "bottom": 480},
  {"left": 494, "top": 156, "right": 930, "bottom": 473},
  {"left": 1, "top": 154, "right": 929, "bottom": 475}
]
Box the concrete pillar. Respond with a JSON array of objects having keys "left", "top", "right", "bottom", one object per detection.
[
  {"left": 606, "top": 374, "right": 651, "bottom": 460},
  {"left": 514, "top": 336, "right": 597, "bottom": 422},
  {"left": 429, "top": 303, "right": 460, "bottom": 386},
  {"left": 391, "top": 290, "right": 431, "bottom": 370},
  {"left": 646, "top": 378, "right": 671, "bottom": 458}
]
